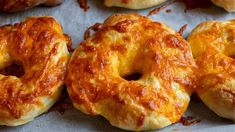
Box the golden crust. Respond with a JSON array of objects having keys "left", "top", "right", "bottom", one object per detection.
[
  {"left": 0, "top": 0, "right": 63, "bottom": 12},
  {"left": 67, "top": 14, "right": 196, "bottom": 131},
  {"left": 188, "top": 20, "right": 235, "bottom": 120},
  {"left": 104, "top": 0, "right": 167, "bottom": 9},
  {"left": 0, "top": 17, "right": 70, "bottom": 126},
  {"left": 211, "top": 0, "right": 235, "bottom": 12}
]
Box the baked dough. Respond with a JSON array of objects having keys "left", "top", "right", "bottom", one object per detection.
[
  {"left": 0, "top": 17, "right": 70, "bottom": 126},
  {"left": 211, "top": 0, "right": 235, "bottom": 12},
  {"left": 67, "top": 14, "right": 196, "bottom": 131},
  {"left": 0, "top": 0, "right": 63, "bottom": 12},
  {"left": 104, "top": 0, "right": 168, "bottom": 9},
  {"left": 188, "top": 20, "right": 235, "bottom": 120}
]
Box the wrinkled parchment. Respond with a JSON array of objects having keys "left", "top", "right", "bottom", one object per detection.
[{"left": 0, "top": 0, "right": 234, "bottom": 132}]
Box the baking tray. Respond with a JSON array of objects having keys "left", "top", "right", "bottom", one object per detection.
[{"left": 0, "top": 0, "right": 234, "bottom": 131}]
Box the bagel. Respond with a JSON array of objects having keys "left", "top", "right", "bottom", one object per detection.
[
  {"left": 104, "top": 0, "right": 168, "bottom": 9},
  {"left": 0, "top": 0, "right": 63, "bottom": 12},
  {"left": 67, "top": 14, "right": 196, "bottom": 131},
  {"left": 211, "top": 0, "right": 235, "bottom": 12},
  {"left": 0, "top": 17, "right": 70, "bottom": 126},
  {"left": 188, "top": 20, "right": 235, "bottom": 120}
]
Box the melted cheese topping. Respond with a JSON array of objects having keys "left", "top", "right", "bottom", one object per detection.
[
  {"left": 67, "top": 14, "right": 196, "bottom": 131},
  {"left": 0, "top": 17, "right": 70, "bottom": 126},
  {"left": 188, "top": 20, "right": 235, "bottom": 120}
]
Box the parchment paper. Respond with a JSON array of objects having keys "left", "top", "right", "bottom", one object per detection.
[{"left": 0, "top": 0, "right": 235, "bottom": 132}]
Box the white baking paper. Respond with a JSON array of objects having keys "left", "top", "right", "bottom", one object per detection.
[{"left": 0, "top": 0, "right": 234, "bottom": 132}]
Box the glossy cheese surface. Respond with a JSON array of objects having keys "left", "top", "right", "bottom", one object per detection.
[
  {"left": 67, "top": 14, "right": 196, "bottom": 131},
  {"left": 188, "top": 20, "right": 235, "bottom": 120},
  {"left": 0, "top": 17, "right": 70, "bottom": 126}
]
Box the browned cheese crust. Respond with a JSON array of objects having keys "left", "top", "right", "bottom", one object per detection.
[
  {"left": 67, "top": 14, "right": 196, "bottom": 131},
  {"left": 0, "top": 17, "right": 70, "bottom": 126},
  {"left": 188, "top": 20, "right": 235, "bottom": 120}
]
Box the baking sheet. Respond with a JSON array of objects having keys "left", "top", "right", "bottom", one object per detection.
[{"left": 0, "top": 0, "right": 235, "bottom": 131}]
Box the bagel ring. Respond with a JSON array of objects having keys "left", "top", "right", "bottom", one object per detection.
[
  {"left": 0, "top": 0, "right": 63, "bottom": 12},
  {"left": 188, "top": 20, "right": 235, "bottom": 120},
  {"left": 0, "top": 17, "right": 70, "bottom": 126},
  {"left": 104, "top": 0, "right": 168, "bottom": 9},
  {"left": 67, "top": 14, "right": 196, "bottom": 131}
]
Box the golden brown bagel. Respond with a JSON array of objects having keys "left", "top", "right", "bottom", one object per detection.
[
  {"left": 0, "top": 0, "right": 63, "bottom": 12},
  {"left": 67, "top": 14, "right": 196, "bottom": 131},
  {"left": 0, "top": 17, "right": 70, "bottom": 126},
  {"left": 188, "top": 20, "right": 235, "bottom": 120},
  {"left": 211, "top": 0, "right": 235, "bottom": 12},
  {"left": 104, "top": 0, "right": 168, "bottom": 9}
]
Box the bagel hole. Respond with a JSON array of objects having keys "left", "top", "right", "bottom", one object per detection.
[
  {"left": 0, "top": 63, "right": 24, "bottom": 78},
  {"left": 229, "top": 54, "right": 235, "bottom": 59},
  {"left": 122, "top": 72, "right": 142, "bottom": 81}
]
